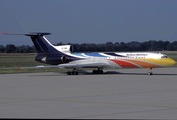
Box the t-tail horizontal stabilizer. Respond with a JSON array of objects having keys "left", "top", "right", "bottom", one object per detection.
[{"left": 2, "top": 32, "right": 51, "bottom": 36}]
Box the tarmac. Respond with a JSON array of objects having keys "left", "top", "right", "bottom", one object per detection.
[{"left": 0, "top": 67, "right": 177, "bottom": 119}]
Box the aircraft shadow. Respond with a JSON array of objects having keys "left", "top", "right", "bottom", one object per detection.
[
  {"left": 29, "top": 71, "right": 177, "bottom": 77},
  {"left": 58, "top": 70, "right": 177, "bottom": 76}
]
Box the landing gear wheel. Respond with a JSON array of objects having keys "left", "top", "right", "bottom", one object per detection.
[
  {"left": 67, "top": 72, "right": 71, "bottom": 75},
  {"left": 98, "top": 70, "right": 103, "bottom": 74},
  {"left": 67, "top": 71, "right": 78, "bottom": 75},
  {"left": 92, "top": 70, "right": 104, "bottom": 74},
  {"left": 92, "top": 70, "right": 96, "bottom": 74},
  {"left": 147, "top": 68, "right": 153, "bottom": 76},
  {"left": 148, "top": 72, "right": 153, "bottom": 76}
]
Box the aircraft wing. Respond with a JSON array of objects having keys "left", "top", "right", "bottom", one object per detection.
[{"left": 16, "top": 62, "right": 108, "bottom": 69}]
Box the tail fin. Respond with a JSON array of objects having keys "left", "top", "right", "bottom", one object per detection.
[
  {"left": 2, "top": 32, "right": 59, "bottom": 54},
  {"left": 25, "top": 32, "right": 58, "bottom": 53}
]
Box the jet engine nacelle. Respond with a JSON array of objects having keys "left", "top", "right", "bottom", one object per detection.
[
  {"left": 54, "top": 45, "right": 73, "bottom": 53},
  {"left": 35, "top": 54, "right": 70, "bottom": 65},
  {"left": 61, "top": 55, "right": 69, "bottom": 63}
]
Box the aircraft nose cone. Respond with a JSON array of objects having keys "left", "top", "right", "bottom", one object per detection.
[{"left": 168, "top": 58, "right": 176, "bottom": 66}]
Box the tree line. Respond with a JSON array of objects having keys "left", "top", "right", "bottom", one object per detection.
[{"left": 1, "top": 40, "right": 177, "bottom": 53}]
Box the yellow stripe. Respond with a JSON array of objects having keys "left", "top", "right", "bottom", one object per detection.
[
  {"left": 138, "top": 58, "right": 175, "bottom": 66},
  {"left": 125, "top": 58, "right": 175, "bottom": 68},
  {"left": 125, "top": 59, "right": 161, "bottom": 68}
]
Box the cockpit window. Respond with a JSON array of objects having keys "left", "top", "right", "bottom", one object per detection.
[{"left": 161, "top": 56, "right": 168, "bottom": 58}]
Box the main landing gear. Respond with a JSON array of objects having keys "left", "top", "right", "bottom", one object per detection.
[
  {"left": 67, "top": 71, "right": 78, "bottom": 75},
  {"left": 67, "top": 68, "right": 78, "bottom": 75},
  {"left": 66, "top": 68, "right": 104, "bottom": 75},
  {"left": 92, "top": 68, "right": 104, "bottom": 74},
  {"left": 147, "top": 68, "right": 153, "bottom": 76}
]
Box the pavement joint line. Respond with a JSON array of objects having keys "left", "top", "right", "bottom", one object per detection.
[{"left": 1, "top": 97, "right": 177, "bottom": 109}]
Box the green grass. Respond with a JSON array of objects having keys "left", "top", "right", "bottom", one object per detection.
[
  {"left": 0, "top": 53, "right": 38, "bottom": 68},
  {"left": 0, "top": 51, "right": 177, "bottom": 74},
  {"left": 0, "top": 53, "right": 68, "bottom": 74}
]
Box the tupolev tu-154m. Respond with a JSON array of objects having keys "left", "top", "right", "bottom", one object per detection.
[{"left": 2, "top": 32, "right": 176, "bottom": 75}]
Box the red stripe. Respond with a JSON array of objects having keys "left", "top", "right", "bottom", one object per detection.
[{"left": 109, "top": 59, "right": 140, "bottom": 68}]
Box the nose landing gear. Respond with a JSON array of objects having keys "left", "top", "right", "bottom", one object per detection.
[{"left": 147, "top": 68, "right": 153, "bottom": 76}]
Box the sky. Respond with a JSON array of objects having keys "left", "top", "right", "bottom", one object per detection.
[{"left": 0, "top": 0, "right": 177, "bottom": 46}]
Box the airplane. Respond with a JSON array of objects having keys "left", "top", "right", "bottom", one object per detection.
[{"left": 2, "top": 32, "right": 176, "bottom": 75}]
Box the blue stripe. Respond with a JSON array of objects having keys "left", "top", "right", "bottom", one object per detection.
[
  {"left": 71, "top": 53, "right": 86, "bottom": 57},
  {"left": 84, "top": 53, "right": 106, "bottom": 57}
]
